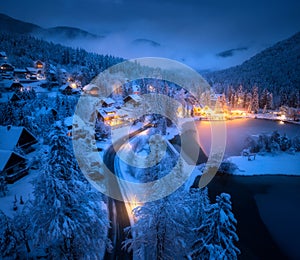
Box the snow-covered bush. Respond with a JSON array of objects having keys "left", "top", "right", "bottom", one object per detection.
[
  {"left": 218, "top": 160, "right": 238, "bottom": 174},
  {"left": 292, "top": 135, "right": 300, "bottom": 151}
]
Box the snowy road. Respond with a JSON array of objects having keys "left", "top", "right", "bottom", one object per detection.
[{"left": 103, "top": 143, "right": 132, "bottom": 260}]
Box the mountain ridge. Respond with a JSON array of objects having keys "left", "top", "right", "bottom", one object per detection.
[{"left": 0, "top": 13, "right": 103, "bottom": 40}]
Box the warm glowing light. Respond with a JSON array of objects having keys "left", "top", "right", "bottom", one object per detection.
[
  {"left": 280, "top": 114, "right": 286, "bottom": 120},
  {"left": 279, "top": 120, "right": 285, "bottom": 125},
  {"left": 71, "top": 83, "right": 77, "bottom": 89},
  {"left": 125, "top": 196, "right": 143, "bottom": 222}
]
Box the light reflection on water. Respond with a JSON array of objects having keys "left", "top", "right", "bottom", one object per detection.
[{"left": 195, "top": 118, "right": 300, "bottom": 158}]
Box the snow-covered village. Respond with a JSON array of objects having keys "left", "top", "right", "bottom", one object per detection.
[{"left": 0, "top": 1, "right": 300, "bottom": 259}]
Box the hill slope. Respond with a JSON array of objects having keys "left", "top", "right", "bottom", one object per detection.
[
  {"left": 0, "top": 13, "right": 102, "bottom": 40},
  {"left": 205, "top": 32, "right": 300, "bottom": 106}
]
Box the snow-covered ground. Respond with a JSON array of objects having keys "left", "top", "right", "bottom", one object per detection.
[
  {"left": 0, "top": 169, "right": 38, "bottom": 218},
  {"left": 228, "top": 153, "right": 300, "bottom": 176}
]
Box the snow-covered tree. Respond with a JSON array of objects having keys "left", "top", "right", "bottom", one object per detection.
[
  {"left": 0, "top": 211, "right": 17, "bottom": 258},
  {"left": 29, "top": 124, "right": 110, "bottom": 259},
  {"left": 252, "top": 86, "right": 259, "bottom": 113},
  {"left": 189, "top": 193, "right": 240, "bottom": 260},
  {"left": 0, "top": 176, "right": 8, "bottom": 197},
  {"left": 124, "top": 188, "right": 196, "bottom": 260}
]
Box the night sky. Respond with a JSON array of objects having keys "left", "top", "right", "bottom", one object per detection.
[{"left": 1, "top": 0, "right": 300, "bottom": 70}]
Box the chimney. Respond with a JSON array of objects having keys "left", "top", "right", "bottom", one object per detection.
[{"left": 7, "top": 125, "right": 11, "bottom": 131}]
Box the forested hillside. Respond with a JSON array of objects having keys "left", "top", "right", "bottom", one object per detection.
[
  {"left": 205, "top": 32, "right": 300, "bottom": 107},
  {"left": 0, "top": 32, "right": 123, "bottom": 85}
]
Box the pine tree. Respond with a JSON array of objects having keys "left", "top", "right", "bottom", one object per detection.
[
  {"left": 124, "top": 188, "right": 196, "bottom": 260},
  {"left": 189, "top": 193, "right": 240, "bottom": 260},
  {"left": 29, "top": 124, "right": 110, "bottom": 259},
  {"left": 252, "top": 86, "right": 259, "bottom": 113},
  {"left": 124, "top": 152, "right": 197, "bottom": 259},
  {"left": 0, "top": 211, "right": 17, "bottom": 258}
]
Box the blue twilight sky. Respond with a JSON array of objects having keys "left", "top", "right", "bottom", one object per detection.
[{"left": 1, "top": 0, "right": 300, "bottom": 71}]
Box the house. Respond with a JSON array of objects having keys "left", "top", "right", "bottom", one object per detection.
[
  {"left": 123, "top": 94, "right": 143, "bottom": 106},
  {"left": 59, "top": 84, "right": 73, "bottom": 95},
  {"left": 10, "top": 93, "right": 22, "bottom": 102},
  {"left": 59, "top": 83, "right": 80, "bottom": 95},
  {"left": 0, "top": 63, "right": 14, "bottom": 73},
  {"left": 9, "top": 82, "right": 24, "bottom": 91},
  {"left": 0, "top": 150, "right": 28, "bottom": 183},
  {"left": 83, "top": 84, "right": 99, "bottom": 96},
  {"left": 101, "top": 97, "right": 115, "bottom": 107},
  {"left": 25, "top": 67, "right": 38, "bottom": 80},
  {"left": 34, "top": 60, "right": 45, "bottom": 69},
  {"left": 13, "top": 69, "right": 27, "bottom": 80},
  {"left": 0, "top": 126, "right": 38, "bottom": 153},
  {"left": 97, "top": 107, "right": 117, "bottom": 122}
]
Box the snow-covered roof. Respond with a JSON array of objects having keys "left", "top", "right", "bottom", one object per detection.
[
  {"left": 0, "top": 51, "right": 7, "bottom": 57},
  {"left": 0, "top": 150, "right": 11, "bottom": 171},
  {"left": 60, "top": 84, "right": 72, "bottom": 91},
  {"left": 83, "top": 84, "right": 97, "bottom": 91},
  {"left": 103, "top": 107, "right": 116, "bottom": 113},
  {"left": 26, "top": 67, "right": 37, "bottom": 73},
  {"left": 97, "top": 107, "right": 116, "bottom": 119},
  {"left": 101, "top": 97, "right": 115, "bottom": 105},
  {"left": 64, "top": 116, "right": 73, "bottom": 127},
  {"left": 60, "top": 68, "right": 67, "bottom": 73},
  {"left": 14, "top": 69, "right": 27, "bottom": 73},
  {"left": 10, "top": 82, "right": 23, "bottom": 88},
  {"left": 0, "top": 63, "right": 14, "bottom": 68},
  {"left": 0, "top": 126, "right": 36, "bottom": 151},
  {"left": 124, "top": 94, "right": 143, "bottom": 103},
  {"left": 0, "top": 150, "right": 25, "bottom": 171}
]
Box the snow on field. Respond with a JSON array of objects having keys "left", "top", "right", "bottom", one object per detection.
[
  {"left": 0, "top": 169, "right": 38, "bottom": 218},
  {"left": 229, "top": 153, "right": 300, "bottom": 175}
]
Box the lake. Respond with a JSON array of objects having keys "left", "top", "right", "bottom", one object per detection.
[{"left": 195, "top": 118, "right": 300, "bottom": 157}]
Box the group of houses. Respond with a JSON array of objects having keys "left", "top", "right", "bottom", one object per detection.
[
  {"left": 0, "top": 52, "right": 80, "bottom": 95},
  {"left": 96, "top": 94, "right": 143, "bottom": 127},
  {"left": 0, "top": 125, "right": 38, "bottom": 183},
  {"left": 0, "top": 57, "right": 46, "bottom": 81}
]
